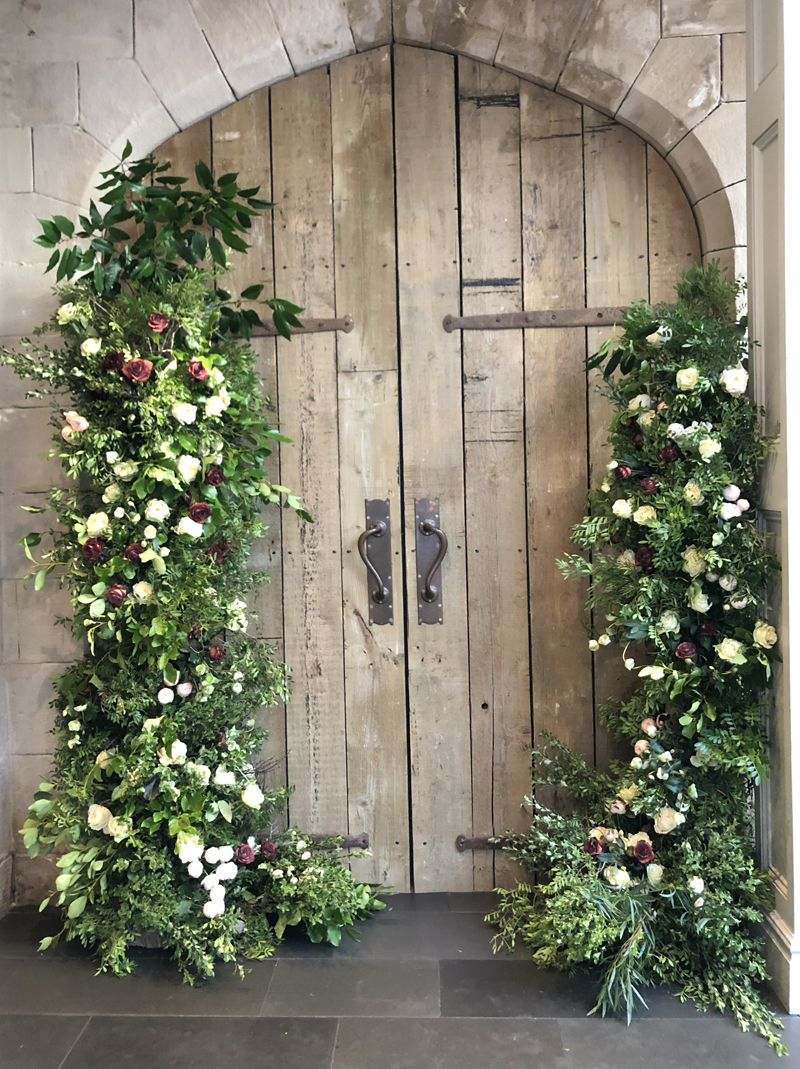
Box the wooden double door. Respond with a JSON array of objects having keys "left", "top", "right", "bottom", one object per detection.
[{"left": 157, "top": 44, "right": 700, "bottom": 892}]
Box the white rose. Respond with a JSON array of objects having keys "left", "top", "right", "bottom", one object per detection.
[
  {"left": 160, "top": 548, "right": 170, "bottom": 557},
  {"left": 719, "top": 365, "right": 748, "bottom": 396},
  {"left": 604, "top": 866, "right": 631, "bottom": 888},
  {"left": 172, "top": 403, "right": 197, "bottom": 425},
  {"left": 241, "top": 783, "right": 264, "bottom": 808},
  {"left": 683, "top": 482, "right": 704, "bottom": 506},
  {"left": 205, "top": 395, "right": 227, "bottom": 418},
  {"left": 646, "top": 326, "right": 671, "bottom": 346},
  {"left": 174, "top": 517, "right": 204, "bottom": 539},
  {"left": 612, "top": 498, "right": 633, "bottom": 519},
  {"left": 667, "top": 423, "right": 685, "bottom": 439},
  {"left": 87, "top": 803, "right": 112, "bottom": 831},
  {"left": 731, "top": 597, "right": 748, "bottom": 610},
  {"left": 637, "top": 410, "right": 657, "bottom": 429},
  {"left": 688, "top": 586, "right": 711, "bottom": 613},
  {"left": 753, "top": 621, "right": 778, "bottom": 649},
  {"left": 187, "top": 859, "right": 203, "bottom": 878},
  {"left": 688, "top": 876, "right": 705, "bottom": 894},
  {"left": 80, "top": 337, "right": 102, "bottom": 356},
  {"left": 675, "top": 367, "right": 699, "bottom": 391},
  {"left": 653, "top": 807, "right": 685, "bottom": 834},
  {"left": 57, "top": 302, "right": 78, "bottom": 324},
  {"left": 210, "top": 367, "right": 225, "bottom": 385},
  {"left": 617, "top": 549, "right": 637, "bottom": 571},
  {"left": 658, "top": 611, "right": 680, "bottom": 634},
  {"left": 628, "top": 393, "right": 651, "bottom": 411},
  {"left": 177, "top": 455, "right": 201, "bottom": 482},
  {"left": 588, "top": 639, "right": 599, "bottom": 651},
  {"left": 718, "top": 574, "right": 738, "bottom": 592},
  {"left": 106, "top": 451, "right": 119, "bottom": 464},
  {"left": 600, "top": 480, "right": 611, "bottom": 493},
  {"left": 722, "top": 484, "right": 741, "bottom": 502},
  {"left": 209, "top": 883, "right": 227, "bottom": 901},
  {"left": 141, "top": 524, "right": 156, "bottom": 540},
  {"left": 203, "top": 900, "right": 225, "bottom": 918},
  {"left": 85, "top": 511, "right": 110, "bottom": 537},
  {"left": 169, "top": 740, "right": 187, "bottom": 763},
  {"left": 113, "top": 507, "right": 125, "bottom": 519},
  {"left": 719, "top": 503, "right": 739, "bottom": 521},
  {"left": 113, "top": 461, "right": 138, "bottom": 481},
  {"left": 681, "top": 546, "right": 705, "bottom": 578},
  {"left": 178, "top": 835, "right": 204, "bottom": 863},
  {"left": 647, "top": 863, "right": 664, "bottom": 887},
  {"left": 102, "top": 483, "right": 121, "bottom": 504},
  {"left": 218, "top": 845, "right": 235, "bottom": 863},
  {"left": 132, "top": 581, "right": 154, "bottom": 601},
  {"left": 105, "top": 815, "right": 129, "bottom": 840},
  {"left": 216, "top": 861, "right": 239, "bottom": 881},
  {"left": 633, "top": 505, "right": 657, "bottom": 525},
  {"left": 214, "top": 767, "right": 236, "bottom": 787},
  {"left": 715, "top": 636, "right": 746, "bottom": 663},
  {"left": 144, "top": 499, "right": 170, "bottom": 523},
  {"left": 698, "top": 438, "right": 722, "bottom": 462},
  {"left": 301, "top": 851, "right": 311, "bottom": 861}
]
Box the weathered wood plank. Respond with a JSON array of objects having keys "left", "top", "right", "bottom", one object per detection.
[
  {"left": 458, "top": 57, "right": 530, "bottom": 890},
  {"left": 647, "top": 145, "right": 701, "bottom": 306},
  {"left": 394, "top": 45, "right": 473, "bottom": 891},
  {"left": 271, "top": 67, "right": 349, "bottom": 834},
  {"left": 151, "top": 121, "right": 211, "bottom": 191},
  {"left": 584, "top": 106, "right": 650, "bottom": 770},
  {"left": 521, "top": 84, "right": 594, "bottom": 811},
  {"left": 331, "top": 48, "right": 410, "bottom": 891}
]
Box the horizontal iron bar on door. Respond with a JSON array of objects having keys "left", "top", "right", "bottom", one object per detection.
[
  {"left": 250, "top": 315, "right": 354, "bottom": 337},
  {"left": 456, "top": 834, "right": 510, "bottom": 852},
  {"left": 443, "top": 307, "right": 629, "bottom": 332}
]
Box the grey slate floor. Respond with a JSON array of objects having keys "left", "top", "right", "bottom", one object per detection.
[{"left": 0, "top": 892, "right": 797, "bottom": 1068}]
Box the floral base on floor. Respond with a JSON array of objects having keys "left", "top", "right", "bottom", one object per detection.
[
  {"left": 489, "top": 264, "right": 786, "bottom": 1054},
  {"left": 2, "top": 146, "right": 383, "bottom": 981}
]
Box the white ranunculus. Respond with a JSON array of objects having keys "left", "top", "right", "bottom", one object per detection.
[
  {"left": 753, "top": 620, "right": 778, "bottom": 649},
  {"left": 688, "top": 876, "right": 705, "bottom": 894},
  {"left": 213, "top": 766, "right": 236, "bottom": 787},
  {"left": 143, "top": 524, "right": 157, "bottom": 540},
  {"left": 205, "top": 395, "right": 227, "bottom": 418},
  {"left": 639, "top": 664, "right": 665, "bottom": 681},
  {"left": 132, "top": 581, "right": 154, "bottom": 601},
  {"left": 647, "top": 863, "right": 664, "bottom": 887},
  {"left": 204, "top": 846, "right": 221, "bottom": 865},
  {"left": 218, "top": 845, "right": 235, "bottom": 863},
  {"left": 683, "top": 481, "right": 704, "bottom": 506},
  {"left": 722, "top": 484, "right": 741, "bottom": 502},
  {"left": 144, "top": 498, "right": 170, "bottom": 523},
  {"left": 730, "top": 597, "right": 748, "bottom": 610},
  {"left": 719, "top": 364, "right": 749, "bottom": 396},
  {"left": 653, "top": 807, "right": 685, "bottom": 834},
  {"left": 172, "top": 402, "right": 197, "bottom": 425},
  {"left": 113, "top": 460, "right": 138, "bottom": 481},
  {"left": 216, "top": 862, "right": 238, "bottom": 881},
  {"left": 177, "top": 682, "right": 193, "bottom": 698},
  {"left": 174, "top": 516, "right": 204, "bottom": 539},
  {"left": 737, "top": 498, "right": 750, "bottom": 513},
  {"left": 202, "top": 872, "right": 220, "bottom": 890},
  {"left": 675, "top": 367, "right": 699, "bottom": 391},
  {"left": 187, "top": 859, "right": 203, "bottom": 878},
  {"left": 85, "top": 511, "right": 110, "bottom": 537},
  {"left": 203, "top": 899, "right": 225, "bottom": 918},
  {"left": 241, "top": 783, "right": 264, "bottom": 808},
  {"left": 719, "top": 503, "right": 739, "bottom": 522},
  {"left": 57, "top": 302, "right": 78, "bottom": 324},
  {"left": 160, "top": 547, "right": 170, "bottom": 557},
  {"left": 667, "top": 422, "right": 685, "bottom": 439},
  {"left": 102, "top": 483, "right": 121, "bottom": 504},
  {"left": 718, "top": 574, "right": 737, "bottom": 592},
  {"left": 80, "top": 337, "right": 102, "bottom": 356},
  {"left": 681, "top": 545, "right": 705, "bottom": 578},
  {"left": 177, "top": 454, "right": 201, "bottom": 482},
  {"left": 658, "top": 611, "right": 680, "bottom": 634},
  {"left": 87, "top": 803, "right": 112, "bottom": 831},
  {"left": 178, "top": 835, "right": 204, "bottom": 863},
  {"left": 628, "top": 393, "right": 651, "bottom": 411},
  {"left": 698, "top": 438, "right": 722, "bottom": 463},
  {"left": 715, "top": 637, "right": 746, "bottom": 662},
  {"left": 209, "top": 882, "right": 227, "bottom": 901},
  {"left": 633, "top": 505, "right": 657, "bottom": 525},
  {"left": 612, "top": 498, "right": 633, "bottom": 519},
  {"left": 604, "top": 866, "right": 631, "bottom": 888},
  {"left": 688, "top": 586, "right": 711, "bottom": 613},
  {"left": 114, "top": 507, "right": 125, "bottom": 519}
]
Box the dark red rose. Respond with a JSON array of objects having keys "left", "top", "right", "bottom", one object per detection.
[
  {"left": 675, "top": 641, "right": 697, "bottom": 660},
  {"left": 188, "top": 358, "right": 210, "bottom": 381},
  {"left": 104, "top": 583, "right": 127, "bottom": 607},
  {"left": 102, "top": 351, "right": 125, "bottom": 372},
  {"left": 121, "top": 358, "right": 153, "bottom": 383},
  {"left": 82, "top": 538, "right": 105, "bottom": 562},
  {"left": 261, "top": 840, "right": 278, "bottom": 861},
  {"left": 189, "top": 623, "right": 202, "bottom": 639},
  {"left": 208, "top": 645, "right": 225, "bottom": 663},
  {"left": 123, "top": 542, "right": 144, "bottom": 564},
  {"left": 215, "top": 731, "right": 228, "bottom": 748},
  {"left": 639, "top": 477, "right": 659, "bottom": 495},
  {"left": 206, "top": 544, "right": 225, "bottom": 565},
  {"left": 622, "top": 417, "right": 637, "bottom": 429},
  {"left": 236, "top": 843, "right": 256, "bottom": 865},
  {"left": 614, "top": 464, "right": 632, "bottom": 481},
  {"left": 633, "top": 840, "right": 655, "bottom": 864},
  {"left": 188, "top": 502, "right": 212, "bottom": 524},
  {"left": 583, "top": 838, "right": 602, "bottom": 856},
  {"left": 147, "top": 313, "right": 170, "bottom": 333},
  {"left": 700, "top": 621, "right": 717, "bottom": 636},
  {"left": 659, "top": 445, "right": 679, "bottom": 463},
  {"left": 633, "top": 433, "right": 644, "bottom": 448},
  {"left": 634, "top": 546, "right": 655, "bottom": 571},
  {"left": 204, "top": 466, "right": 224, "bottom": 487}
]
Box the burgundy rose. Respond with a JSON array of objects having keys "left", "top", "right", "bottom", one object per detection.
[
  {"left": 123, "top": 542, "right": 144, "bottom": 564},
  {"left": 121, "top": 358, "right": 153, "bottom": 383},
  {"left": 639, "top": 477, "right": 659, "bottom": 495},
  {"left": 700, "top": 621, "right": 717, "bottom": 637},
  {"left": 189, "top": 623, "right": 202, "bottom": 639},
  {"left": 236, "top": 843, "right": 256, "bottom": 865},
  {"left": 208, "top": 645, "right": 225, "bottom": 663},
  {"left": 633, "top": 433, "right": 644, "bottom": 449},
  {"left": 102, "top": 351, "right": 125, "bottom": 372},
  {"left": 204, "top": 466, "right": 224, "bottom": 487},
  {"left": 188, "top": 502, "right": 212, "bottom": 524},
  {"left": 634, "top": 546, "right": 655, "bottom": 571},
  {"left": 675, "top": 641, "right": 697, "bottom": 660},
  {"left": 261, "top": 840, "right": 278, "bottom": 861},
  {"left": 614, "top": 464, "right": 632, "bottom": 481},
  {"left": 583, "top": 838, "right": 602, "bottom": 856},
  {"left": 104, "top": 583, "right": 127, "bottom": 607},
  {"left": 188, "top": 359, "right": 210, "bottom": 381},
  {"left": 82, "top": 538, "right": 105, "bottom": 562},
  {"left": 147, "top": 313, "right": 170, "bottom": 333},
  {"left": 659, "top": 445, "right": 679, "bottom": 463},
  {"left": 206, "top": 542, "right": 229, "bottom": 565},
  {"left": 633, "top": 840, "right": 655, "bottom": 864},
  {"left": 215, "top": 731, "right": 228, "bottom": 748}
]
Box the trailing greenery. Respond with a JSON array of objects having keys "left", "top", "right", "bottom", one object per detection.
[
  {"left": 2, "top": 148, "right": 383, "bottom": 981},
  {"left": 488, "top": 264, "right": 786, "bottom": 1054}
]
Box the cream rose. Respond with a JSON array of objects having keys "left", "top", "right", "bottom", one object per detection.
[
  {"left": 715, "top": 637, "right": 746, "bottom": 663},
  {"left": 658, "top": 611, "right": 680, "bottom": 634},
  {"left": 205, "top": 395, "right": 227, "bottom": 418},
  {"left": 64, "top": 411, "right": 89, "bottom": 432},
  {"left": 753, "top": 621, "right": 778, "bottom": 649},
  {"left": 653, "top": 807, "right": 685, "bottom": 834},
  {"left": 698, "top": 438, "right": 722, "bottom": 462},
  {"left": 85, "top": 511, "right": 110, "bottom": 537},
  {"left": 618, "top": 783, "right": 639, "bottom": 804},
  {"left": 241, "top": 783, "right": 265, "bottom": 808},
  {"left": 633, "top": 505, "right": 657, "bottom": 525},
  {"left": 113, "top": 460, "right": 138, "bottom": 481},
  {"left": 57, "top": 302, "right": 78, "bottom": 324},
  {"left": 177, "top": 454, "right": 201, "bottom": 482},
  {"left": 102, "top": 483, "right": 121, "bottom": 504},
  {"left": 105, "top": 815, "right": 129, "bottom": 840},
  {"left": 681, "top": 545, "right": 705, "bottom": 578},
  {"left": 80, "top": 337, "right": 102, "bottom": 357},
  {"left": 174, "top": 516, "right": 204, "bottom": 539},
  {"left": 675, "top": 367, "right": 699, "bottom": 391},
  {"left": 683, "top": 481, "right": 704, "bottom": 506},
  {"left": 172, "top": 402, "right": 198, "bottom": 425},
  {"left": 719, "top": 365, "right": 748, "bottom": 396},
  {"left": 144, "top": 499, "right": 170, "bottom": 523},
  {"left": 647, "top": 863, "right": 664, "bottom": 886},
  {"left": 178, "top": 835, "right": 204, "bottom": 863},
  {"left": 637, "top": 410, "right": 657, "bottom": 429},
  {"left": 627, "top": 393, "right": 651, "bottom": 411},
  {"left": 612, "top": 498, "right": 633, "bottom": 520},
  {"left": 617, "top": 549, "right": 637, "bottom": 570},
  {"left": 132, "top": 582, "right": 153, "bottom": 601},
  {"left": 87, "top": 803, "right": 112, "bottom": 831},
  {"left": 604, "top": 866, "right": 631, "bottom": 888},
  {"left": 688, "top": 586, "right": 711, "bottom": 613},
  {"left": 214, "top": 766, "right": 236, "bottom": 787}
]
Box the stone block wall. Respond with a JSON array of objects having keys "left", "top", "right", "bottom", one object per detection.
[{"left": 0, "top": 0, "right": 745, "bottom": 910}]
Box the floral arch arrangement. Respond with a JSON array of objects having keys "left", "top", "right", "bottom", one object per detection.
[
  {"left": 489, "top": 264, "right": 786, "bottom": 1053},
  {"left": 2, "top": 147, "right": 382, "bottom": 980}
]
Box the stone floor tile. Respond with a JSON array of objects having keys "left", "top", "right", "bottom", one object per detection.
[
  {"left": 378, "top": 892, "right": 451, "bottom": 913},
  {"left": 0, "top": 906, "right": 88, "bottom": 959},
  {"left": 447, "top": 891, "right": 498, "bottom": 913},
  {"left": 0, "top": 1013, "right": 89, "bottom": 1069},
  {"left": 263, "top": 958, "right": 439, "bottom": 1017}
]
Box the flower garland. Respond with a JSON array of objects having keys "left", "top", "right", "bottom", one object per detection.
[
  {"left": 2, "top": 149, "right": 382, "bottom": 979},
  {"left": 488, "top": 264, "right": 786, "bottom": 1053}
]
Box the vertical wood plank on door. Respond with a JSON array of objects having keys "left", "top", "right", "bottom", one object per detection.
[
  {"left": 583, "top": 106, "right": 649, "bottom": 769},
  {"left": 331, "top": 47, "right": 410, "bottom": 889},
  {"left": 271, "top": 68, "right": 349, "bottom": 835},
  {"left": 646, "top": 146, "right": 701, "bottom": 306},
  {"left": 394, "top": 45, "right": 473, "bottom": 891},
  {"left": 458, "top": 58, "right": 530, "bottom": 889},
  {"left": 521, "top": 85, "right": 594, "bottom": 812},
  {"left": 151, "top": 122, "right": 212, "bottom": 189}
]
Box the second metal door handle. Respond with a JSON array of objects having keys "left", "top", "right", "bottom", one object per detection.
[
  {"left": 358, "top": 521, "right": 390, "bottom": 604},
  {"left": 419, "top": 520, "right": 448, "bottom": 602}
]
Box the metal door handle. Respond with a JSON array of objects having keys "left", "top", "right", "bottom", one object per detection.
[
  {"left": 419, "top": 520, "right": 448, "bottom": 602},
  {"left": 358, "top": 521, "right": 390, "bottom": 604}
]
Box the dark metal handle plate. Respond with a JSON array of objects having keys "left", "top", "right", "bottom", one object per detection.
[
  {"left": 415, "top": 498, "right": 446, "bottom": 625},
  {"left": 359, "top": 499, "right": 393, "bottom": 625}
]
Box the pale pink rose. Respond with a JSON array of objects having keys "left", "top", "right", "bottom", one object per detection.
[
  {"left": 634, "top": 739, "right": 649, "bottom": 755},
  {"left": 640, "top": 718, "right": 658, "bottom": 737},
  {"left": 737, "top": 499, "right": 750, "bottom": 513},
  {"left": 177, "top": 682, "right": 193, "bottom": 698},
  {"left": 609, "top": 799, "right": 627, "bottom": 814},
  {"left": 64, "top": 411, "right": 89, "bottom": 432},
  {"left": 722, "top": 485, "right": 741, "bottom": 502}
]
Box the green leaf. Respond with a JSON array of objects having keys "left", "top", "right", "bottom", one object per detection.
[
  {"left": 45, "top": 249, "right": 60, "bottom": 273},
  {"left": 152, "top": 553, "right": 166, "bottom": 576},
  {"left": 195, "top": 160, "right": 214, "bottom": 189},
  {"left": 240, "top": 284, "right": 264, "bottom": 300},
  {"left": 121, "top": 139, "right": 133, "bottom": 160},
  {"left": 34, "top": 569, "right": 47, "bottom": 591},
  {"left": 38, "top": 936, "right": 54, "bottom": 951},
  {"left": 93, "top": 262, "right": 105, "bottom": 294},
  {"left": 52, "top": 215, "right": 75, "bottom": 238},
  {"left": 67, "top": 895, "right": 87, "bottom": 919},
  {"left": 89, "top": 598, "right": 106, "bottom": 618},
  {"left": 218, "top": 800, "right": 232, "bottom": 823},
  {"left": 208, "top": 236, "right": 227, "bottom": 268},
  {"left": 38, "top": 218, "right": 60, "bottom": 243}
]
